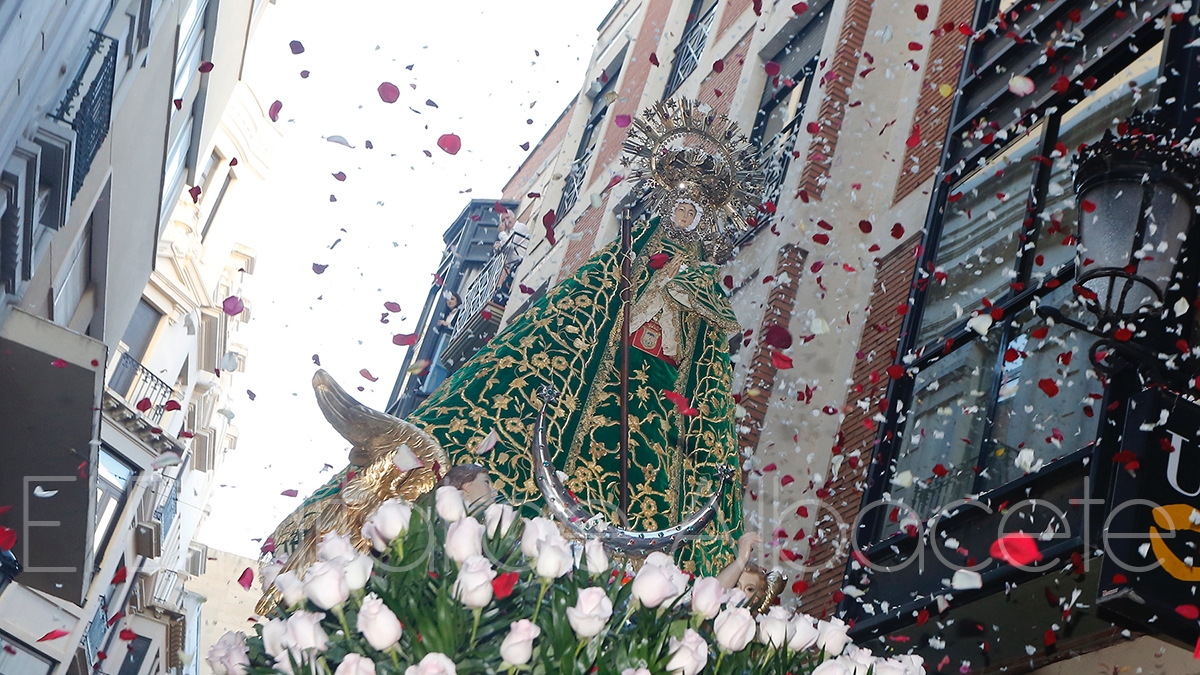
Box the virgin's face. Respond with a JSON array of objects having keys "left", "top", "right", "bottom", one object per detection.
[{"left": 672, "top": 201, "right": 698, "bottom": 231}]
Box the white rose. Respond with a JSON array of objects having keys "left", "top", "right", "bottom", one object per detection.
[
  {"left": 521, "top": 517, "right": 563, "bottom": 558},
  {"left": 363, "top": 499, "right": 413, "bottom": 551},
  {"left": 713, "top": 607, "right": 756, "bottom": 652},
  {"left": 303, "top": 561, "right": 350, "bottom": 610},
  {"left": 895, "top": 654, "right": 925, "bottom": 675},
  {"left": 630, "top": 560, "right": 685, "bottom": 608},
  {"left": 262, "top": 563, "right": 283, "bottom": 591},
  {"left": 499, "top": 619, "right": 541, "bottom": 666},
  {"left": 621, "top": 669, "right": 651, "bottom": 675},
  {"left": 788, "top": 614, "right": 820, "bottom": 651},
  {"left": 317, "top": 532, "right": 357, "bottom": 565},
  {"left": 871, "top": 659, "right": 908, "bottom": 675},
  {"left": 689, "top": 577, "right": 725, "bottom": 619},
  {"left": 262, "top": 619, "right": 287, "bottom": 657},
  {"left": 444, "top": 517, "right": 485, "bottom": 564},
  {"left": 484, "top": 503, "right": 516, "bottom": 538},
  {"left": 335, "top": 653, "right": 376, "bottom": 675},
  {"left": 206, "top": 631, "right": 250, "bottom": 675},
  {"left": 357, "top": 593, "right": 403, "bottom": 651},
  {"left": 579, "top": 539, "right": 609, "bottom": 575},
  {"left": 811, "top": 660, "right": 850, "bottom": 675},
  {"left": 453, "top": 555, "right": 496, "bottom": 608},
  {"left": 344, "top": 553, "right": 374, "bottom": 591},
  {"left": 816, "top": 617, "right": 851, "bottom": 656},
  {"left": 535, "top": 538, "right": 574, "bottom": 579},
  {"left": 757, "top": 607, "right": 794, "bottom": 648},
  {"left": 404, "top": 652, "right": 456, "bottom": 675},
  {"left": 566, "top": 587, "right": 614, "bottom": 638},
  {"left": 272, "top": 610, "right": 328, "bottom": 672},
  {"left": 666, "top": 628, "right": 708, "bottom": 675},
  {"left": 274, "top": 571, "right": 305, "bottom": 607},
  {"left": 436, "top": 486, "right": 466, "bottom": 522},
  {"left": 844, "top": 645, "right": 876, "bottom": 675}
]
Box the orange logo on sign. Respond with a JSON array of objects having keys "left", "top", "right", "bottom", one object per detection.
[{"left": 1149, "top": 503, "right": 1200, "bottom": 582}]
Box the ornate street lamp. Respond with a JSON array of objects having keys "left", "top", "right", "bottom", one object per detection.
[{"left": 1037, "top": 114, "right": 1200, "bottom": 385}]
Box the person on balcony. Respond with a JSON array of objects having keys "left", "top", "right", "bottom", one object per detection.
[
  {"left": 420, "top": 290, "right": 461, "bottom": 394},
  {"left": 492, "top": 211, "right": 530, "bottom": 304}
]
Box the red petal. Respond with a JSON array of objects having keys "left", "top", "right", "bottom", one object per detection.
[
  {"left": 792, "top": 1, "right": 808, "bottom": 13},
  {"left": 648, "top": 252, "right": 671, "bottom": 269},
  {"left": 51, "top": 358, "right": 68, "bottom": 368},
  {"left": 932, "top": 463, "right": 948, "bottom": 478},
  {"left": 237, "top": 567, "right": 254, "bottom": 590},
  {"left": 649, "top": 52, "right": 660, "bottom": 66},
  {"left": 1038, "top": 378, "right": 1059, "bottom": 397},
  {"left": 492, "top": 571, "right": 519, "bottom": 599},
  {"left": 712, "top": 59, "right": 724, "bottom": 73},
  {"left": 164, "top": 400, "right": 182, "bottom": 411},
  {"left": 763, "top": 325, "right": 793, "bottom": 348},
  {"left": 1044, "top": 629, "right": 1057, "bottom": 647},
  {"left": 812, "top": 233, "right": 829, "bottom": 245},
  {"left": 136, "top": 398, "right": 153, "bottom": 412},
  {"left": 222, "top": 295, "right": 245, "bottom": 316},
  {"left": 269, "top": 100, "right": 282, "bottom": 122},
  {"left": 780, "top": 475, "right": 795, "bottom": 486},
  {"left": 280, "top": 489, "right": 299, "bottom": 497},
  {"left": 891, "top": 222, "right": 905, "bottom": 239},
  {"left": 906, "top": 125, "right": 921, "bottom": 148},
  {"left": 1051, "top": 76, "right": 1070, "bottom": 93},
  {"left": 917, "top": 608, "right": 930, "bottom": 624},
  {"left": 615, "top": 114, "right": 631, "bottom": 128},
  {"left": 198, "top": 61, "right": 214, "bottom": 73},
  {"left": 378, "top": 82, "right": 400, "bottom": 103},
  {"left": 764, "top": 61, "right": 780, "bottom": 76},
  {"left": 0, "top": 526, "right": 16, "bottom": 551},
  {"left": 1081, "top": 199, "right": 1096, "bottom": 213},
  {"left": 437, "top": 134, "right": 462, "bottom": 155},
  {"left": 1032, "top": 326, "right": 1049, "bottom": 339},
  {"left": 915, "top": 4, "right": 929, "bottom": 19},
  {"left": 989, "top": 532, "right": 1043, "bottom": 566},
  {"left": 1178, "top": 605, "right": 1200, "bottom": 620},
  {"left": 772, "top": 352, "right": 794, "bottom": 369},
  {"left": 38, "top": 629, "right": 70, "bottom": 642},
  {"left": 119, "top": 629, "right": 138, "bottom": 641},
  {"left": 393, "top": 333, "right": 418, "bottom": 346},
  {"left": 886, "top": 364, "right": 905, "bottom": 379},
  {"left": 360, "top": 368, "right": 378, "bottom": 382}
]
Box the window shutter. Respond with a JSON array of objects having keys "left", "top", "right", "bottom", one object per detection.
[{"left": 122, "top": 299, "right": 162, "bottom": 361}]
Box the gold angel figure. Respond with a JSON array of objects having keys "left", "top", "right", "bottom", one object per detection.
[{"left": 257, "top": 369, "right": 447, "bottom": 614}]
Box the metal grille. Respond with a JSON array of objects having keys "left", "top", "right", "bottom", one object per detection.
[
  {"left": 557, "top": 147, "right": 592, "bottom": 219},
  {"left": 758, "top": 117, "right": 801, "bottom": 225},
  {"left": 108, "top": 352, "right": 179, "bottom": 423},
  {"left": 83, "top": 598, "right": 108, "bottom": 665},
  {"left": 152, "top": 569, "right": 186, "bottom": 610},
  {"left": 663, "top": 5, "right": 717, "bottom": 99},
  {"left": 452, "top": 234, "right": 528, "bottom": 343},
  {"left": 154, "top": 476, "right": 180, "bottom": 538},
  {"left": 50, "top": 31, "right": 118, "bottom": 199}
]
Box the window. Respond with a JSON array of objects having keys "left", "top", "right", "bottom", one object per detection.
[
  {"left": 116, "top": 635, "right": 152, "bottom": 675},
  {"left": 162, "top": 115, "right": 194, "bottom": 217},
  {"left": 663, "top": 0, "right": 719, "bottom": 99},
  {"left": 172, "top": 0, "right": 209, "bottom": 102},
  {"left": 53, "top": 224, "right": 91, "bottom": 327},
  {"left": 876, "top": 45, "right": 1163, "bottom": 533},
  {"left": 0, "top": 631, "right": 54, "bottom": 675},
  {"left": 197, "top": 149, "right": 223, "bottom": 193},
  {"left": 94, "top": 447, "right": 136, "bottom": 558},
  {"left": 123, "top": 299, "right": 164, "bottom": 361},
  {"left": 559, "top": 48, "right": 625, "bottom": 217},
  {"left": 200, "top": 170, "right": 233, "bottom": 241}
]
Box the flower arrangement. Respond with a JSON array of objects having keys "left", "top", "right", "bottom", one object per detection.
[{"left": 208, "top": 487, "right": 924, "bottom": 675}]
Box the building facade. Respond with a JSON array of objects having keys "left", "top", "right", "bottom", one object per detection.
[
  {"left": 0, "top": 0, "right": 273, "bottom": 671},
  {"left": 418, "top": 0, "right": 1200, "bottom": 672}
]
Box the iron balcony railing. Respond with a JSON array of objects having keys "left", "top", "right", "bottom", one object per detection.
[
  {"left": 151, "top": 569, "right": 186, "bottom": 610},
  {"left": 452, "top": 233, "right": 529, "bottom": 343},
  {"left": 663, "top": 5, "right": 717, "bottom": 99},
  {"left": 557, "top": 147, "right": 593, "bottom": 220},
  {"left": 733, "top": 116, "right": 803, "bottom": 247},
  {"left": 83, "top": 598, "right": 108, "bottom": 665},
  {"left": 154, "top": 475, "right": 180, "bottom": 539},
  {"left": 50, "top": 31, "right": 118, "bottom": 199},
  {"left": 108, "top": 352, "right": 180, "bottom": 424}
]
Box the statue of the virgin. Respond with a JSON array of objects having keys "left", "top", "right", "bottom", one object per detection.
[{"left": 266, "top": 100, "right": 763, "bottom": 592}]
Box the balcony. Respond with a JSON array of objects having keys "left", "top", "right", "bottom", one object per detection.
[
  {"left": 663, "top": 5, "right": 717, "bottom": 99},
  {"left": 50, "top": 30, "right": 117, "bottom": 199},
  {"left": 108, "top": 352, "right": 180, "bottom": 424},
  {"left": 557, "top": 146, "right": 592, "bottom": 219},
  {"left": 153, "top": 475, "right": 180, "bottom": 539},
  {"left": 440, "top": 234, "right": 528, "bottom": 372},
  {"left": 82, "top": 597, "right": 109, "bottom": 666}
]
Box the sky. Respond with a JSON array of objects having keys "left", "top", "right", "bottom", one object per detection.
[{"left": 198, "top": 0, "right": 615, "bottom": 558}]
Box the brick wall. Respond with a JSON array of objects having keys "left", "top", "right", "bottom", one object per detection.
[
  {"left": 797, "top": 0, "right": 876, "bottom": 200},
  {"left": 556, "top": 192, "right": 611, "bottom": 283},
  {"left": 737, "top": 244, "right": 807, "bottom": 461},
  {"left": 796, "top": 236, "right": 919, "bottom": 619},
  {"left": 716, "top": 0, "right": 754, "bottom": 39},
  {"left": 697, "top": 29, "right": 754, "bottom": 117},
  {"left": 892, "top": 0, "right": 976, "bottom": 204},
  {"left": 588, "top": 0, "right": 675, "bottom": 192},
  {"left": 502, "top": 102, "right": 577, "bottom": 201}
]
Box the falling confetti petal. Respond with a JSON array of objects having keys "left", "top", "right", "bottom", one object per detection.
[
  {"left": 989, "top": 533, "right": 1043, "bottom": 566},
  {"left": 312, "top": 263, "right": 328, "bottom": 274},
  {"left": 0, "top": 526, "right": 15, "bottom": 551},
  {"left": 38, "top": 629, "right": 69, "bottom": 642},
  {"left": 198, "top": 61, "right": 214, "bottom": 73},
  {"left": 393, "top": 444, "right": 424, "bottom": 471},
  {"left": 222, "top": 296, "right": 245, "bottom": 316},
  {"left": 437, "top": 133, "right": 461, "bottom": 155},
  {"left": 33, "top": 486, "right": 58, "bottom": 498},
  {"left": 289, "top": 40, "right": 304, "bottom": 54},
  {"left": 237, "top": 567, "right": 254, "bottom": 590},
  {"left": 764, "top": 61, "right": 780, "bottom": 76},
  {"left": 360, "top": 369, "right": 378, "bottom": 382},
  {"left": 1008, "top": 75, "right": 1035, "bottom": 96},
  {"left": 268, "top": 100, "right": 282, "bottom": 122},
  {"left": 378, "top": 82, "right": 400, "bottom": 103},
  {"left": 951, "top": 569, "right": 983, "bottom": 589},
  {"left": 475, "top": 429, "right": 499, "bottom": 455},
  {"left": 771, "top": 352, "right": 794, "bottom": 369},
  {"left": 915, "top": 4, "right": 929, "bottom": 18},
  {"left": 111, "top": 567, "right": 127, "bottom": 585},
  {"left": 50, "top": 358, "right": 68, "bottom": 368},
  {"left": 281, "top": 489, "right": 299, "bottom": 497},
  {"left": 615, "top": 114, "right": 632, "bottom": 128},
  {"left": 393, "top": 333, "right": 418, "bottom": 346}
]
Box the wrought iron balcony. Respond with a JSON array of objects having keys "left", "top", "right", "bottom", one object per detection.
[
  {"left": 733, "top": 117, "right": 803, "bottom": 246},
  {"left": 153, "top": 475, "right": 180, "bottom": 538},
  {"left": 83, "top": 598, "right": 109, "bottom": 665},
  {"left": 441, "top": 234, "right": 528, "bottom": 372},
  {"left": 107, "top": 352, "right": 180, "bottom": 424},
  {"left": 50, "top": 30, "right": 118, "bottom": 199},
  {"left": 151, "top": 568, "right": 186, "bottom": 611},
  {"left": 557, "top": 147, "right": 593, "bottom": 219},
  {"left": 663, "top": 5, "right": 717, "bottom": 99}
]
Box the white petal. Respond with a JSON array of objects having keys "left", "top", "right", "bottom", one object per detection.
[
  {"left": 1008, "top": 75, "right": 1035, "bottom": 96},
  {"left": 392, "top": 444, "right": 424, "bottom": 471}
]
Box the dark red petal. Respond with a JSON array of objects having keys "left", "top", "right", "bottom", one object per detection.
[{"left": 378, "top": 82, "right": 400, "bottom": 103}]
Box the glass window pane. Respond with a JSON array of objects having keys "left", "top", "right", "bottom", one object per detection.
[
  {"left": 982, "top": 286, "right": 1103, "bottom": 489},
  {"left": 889, "top": 337, "right": 1000, "bottom": 530},
  {"left": 98, "top": 449, "right": 133, "bottom": 490},
  {"left": 918, "top": 126, "right": 1043, "bottom": 344},
  {"left": 1032, "top": 44, "right": 1162, "bottom": 283}
]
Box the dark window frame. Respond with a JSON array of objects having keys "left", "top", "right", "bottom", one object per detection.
[{"left": 856, "top": 0, "right": 1178, "bottom": 551}]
